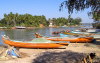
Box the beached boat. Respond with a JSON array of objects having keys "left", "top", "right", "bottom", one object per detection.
[
  {"left": 59, "top": 33, "right": 69, "bottom": 37},
  {"left": 34, "top": 33, "right": 94, "bottom": 43},
  {"left": 93, "top": 35, "right": 100, "bottom": 39},
  {"left": 63, "top": 32, "right": 83, "bottom": 36},
  {"left": 47, "top": 37, "right": 94, "bottom": 43},
  {"left": 71, "top": 31, "right": 90, "bottom": 34},
  {"left": 87, "top": 29, "right": 100, "bottom": 33},
  {"left": 63, "top": 32, "right": 94, "bottom": 36},
  {"left": 2, "top": 35, "right": 67, "bottom": 48}
]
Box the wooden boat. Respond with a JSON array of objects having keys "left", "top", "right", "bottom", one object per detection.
[
  {"left": 63, "top": 32, "right": 86, "bottom": 36},
  {"left": 63, "top": 32, "right": 96, "bottom": 37},
  {"left": 87, "top": 29, "right": 100, "bottom": 33},
  {"left": 59, "top": 33, "right": 69, "bottom": 37},
  {"left": 34, "top": 33, "right": 94, "bottom": 43},
  {"left": 2, "top": 35, "right": 67, "bottom": 48},
  {"left": 15, "top": 26, "right": 26, "bottom": 29},
  {"left": 93, "top": 35, "right": 100, "bottom": 39},
  {"left": 46, "top": 37, "right": 94, "bottom": 43},
  {"left": 71, "top": 31, "right": 90, "bottom": 34}
]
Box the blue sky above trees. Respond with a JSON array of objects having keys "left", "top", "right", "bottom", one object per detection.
[{"left": 0, "top": 0, "right": 93, "bottom": 23}]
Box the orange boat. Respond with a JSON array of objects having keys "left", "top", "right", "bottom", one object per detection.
[
  {"left": 34, "top": 33, "right": 94, "bottom": 43},
  {"left": 46, "top": 37, "right": 94, "bottom": 43},
  {"left": 2, "top": 35, "right": 67, "bottom": 48}
]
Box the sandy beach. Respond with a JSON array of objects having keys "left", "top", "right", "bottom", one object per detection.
[{"left": 0, "top": 41, "right": 100, "bottom": 63}]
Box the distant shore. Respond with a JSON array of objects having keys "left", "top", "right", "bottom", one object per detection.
[
  {"left": 0, "top": 27, "right": 40, "bottom": 30},
  {"left": 0, "top": 25, "right": 85, "bottom": 30}
]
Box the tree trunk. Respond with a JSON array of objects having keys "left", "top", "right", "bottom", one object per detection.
[
  {"left": 92, "top": 23, "right": 100, "bottom": 29},
  {"left": 12, "top": 19, "right": 16, "bottom": 26},
  {"left": 7, "top": 21, "right": 9, "bottom": 27}
]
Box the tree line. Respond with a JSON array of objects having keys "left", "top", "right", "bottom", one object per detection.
[
  {"left": 0, "top": 12, "right": 82, "bottom": 27},
  {"left": 48, "top": 15, "right": 81, "bottom": 26}
]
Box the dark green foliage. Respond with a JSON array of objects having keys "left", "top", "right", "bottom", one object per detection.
[
  {"left": 0, "top": 12, "right": 48, "bottom": 27},
  {"left": 49, "top": 17, "right": 81, "bottom": 26},
  {"left": 60, "top": 0, "right": 100, "bottom": 14},
  {"left": 0, "top": 12, "right": 81, "bottom": 27},
  {"left": 89, "top": 10, "right": 100, "bottom": 29},
  {"left": 60, "top": 0, "right": 100, "bottom": 28},
  {"left": 92, "top": 22, "right": 100, "bottom": 29},
  {"left": 88, "top": 11, "right": 100, "bottom": 21}
]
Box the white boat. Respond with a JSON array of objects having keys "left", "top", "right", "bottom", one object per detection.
[
  {"left": 93, "top": 35, "right": 100, "bottom": 39},
  {"left": 15, "top": 26, "right": 26, "bottom": 29},
  {"left": 87, "top": 29, "right": 100, "bottom": 33}
]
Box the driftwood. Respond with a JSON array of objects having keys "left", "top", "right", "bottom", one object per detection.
[
  {"left": 83, "top": 58, "right": 87, "bottom": 63},
  {"left": 0, "top": 48, "right": 5, "bottom": 55},
  {"left": 82, "top": 53, "right": 96, "bottom": 63},
  {"left": 89, "top": 55, "right": 92, "bottom": 63}
]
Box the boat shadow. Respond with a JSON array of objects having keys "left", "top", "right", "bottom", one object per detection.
[
  {"left": 32, "top": 50, "right": 86, "bottom": 63},
  {"left": 32, "top": 50, "right": 99, "bottom": 63}
]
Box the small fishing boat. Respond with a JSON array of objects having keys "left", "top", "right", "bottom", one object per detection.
[
  {"left": 93, "top": 35, "right": 100, "bottom": 39},
  {"left": 59, "top": 33, "right": 69, "bottom": 37},
  {"left": 63, "top": 32, "right": 83, "bottom": 36},
  {"left": 15, "top": 26, "right": 26, "bottom": 29},
  {"left": 71, "top": 31, "right": 91, "bottom": 35},
  {"left": 87, "top": 29, "right": 100, "bottom": 33},
  {"left": 34, "top": 33, "right": 94, "bottom": 43},
  {"left": 63, "top": 32, "right": 94, "bottom": 37},
  {"left": 2, "top": 35, "right": 67, "bottom": 48},
  {"left": 46, "top": 37, "right": 94, "bottom": 43}
]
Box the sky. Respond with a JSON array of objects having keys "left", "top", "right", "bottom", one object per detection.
[{"left": 0, "top": 0, "right": 93, "bottom": 23}]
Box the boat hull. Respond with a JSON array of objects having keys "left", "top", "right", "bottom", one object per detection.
[
  {"left": 2, "top": 38, "right": 66, "bottom": 48},
  {"left": 87, "top": 29, "right": 100, "bottom": 33},
  {"left": 34, "top": 33, "right": 94, "bottom": 43},
  {"left": 15, "top": 26, "right": 26, "bottom": 29},
  {"left": 46, "top": 37, "right": 94, "bottom": 43}
]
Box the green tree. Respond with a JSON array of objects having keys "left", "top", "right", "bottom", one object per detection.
[
  {"left": 73, "top": 17, "right": 82, "bottom": 25},
  {"left": 0, "top": 12, "right": 81, "bottom": 27},
  {"left": 60, "top": 0, "right": 99, "bottom": 14},
  {"left": 89, "top": 11, "right": 100, "bottom": 22},
  {"left": 3, "top": 12, "right": 17, "bottom": 26},
  {"left": 60, "top": 0, "right": 100, "bottom": 28},
  {"left": 4, "top": 13, "right": 10, "bottom": 26},
  {"left": 68, "top": 15, "right": 73, "bottom": 25}
]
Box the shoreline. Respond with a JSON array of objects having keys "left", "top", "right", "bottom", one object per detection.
[
  {"left": 0, "top": 26, "right": 81, "bottom": 29},
  {"left": 0, "top": 26, "right": 95, "bottom": 31}
]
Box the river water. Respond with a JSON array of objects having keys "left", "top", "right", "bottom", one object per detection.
[{"left": 0, "top": 27, "right": 80, "bottom": 45}]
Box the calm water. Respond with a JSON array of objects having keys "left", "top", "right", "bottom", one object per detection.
[{"left": 0, "top": 27, "right": 79, "bottom": 45}]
